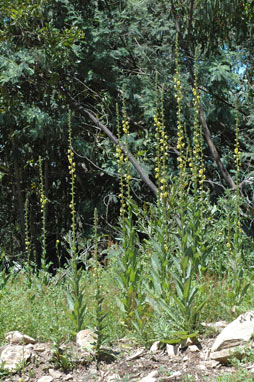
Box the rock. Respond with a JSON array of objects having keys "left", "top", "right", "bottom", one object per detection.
[
  {"left": 126, "top": 348, "right": 145, "bottom": 361},
  {"left": 165, "top": 371, "right": 182, "bottom": 380},
  {"left": 37, "top": 377, "right": 53, "bottom": 382},
  {"left": 0, "top": 344, "right": 32, "bottom": 370},
  {"left": 188, "top": 345, "right": 200, "bottom": 352},
  {"left": 76, "top": 329, "right": 97, "bottom": 350},
  {"left": 5, "top": 331, "right": 36, "bottom": 345},
  {"left": 210, "top": 311, "right": 254, "bottom": 362},
  {"left": 49, "top": 368, "right": 63, "bottom": 379},
  {"left": 150, "top": 341, "right": 161, "bottom": 353},
  {"left": 201, "top": 321, "right": 227, "bottom": 332},
  {"left": 140, "top": 370, "right": 159, "bottom": 382},
  {"left": 33, "top": 344, "right": 47, "bottom": 353},
  {"left": 185, "top": 337, "right": 195, "bottom": 347},
  {"left": 210, "top": 347, "right": 245, "bottom": 363},
  {"left": 203, "top": 360, "right": 220, "bottom": 368},
  {"left": 107, "top": 374, "right": 121, "bottom": 381},
  {"left": 166, "top": 344, "right": 178, "bottom": 357},
  {"left": 63, "top": 374, "right": 73, "bottom": 381},
  {"left": 198, "top": 364, "right": 207, "bottom": 371}
]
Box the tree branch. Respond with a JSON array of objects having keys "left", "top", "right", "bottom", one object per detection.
[{"left": 59, "top": 86, "right": 158, "bottom": 196}]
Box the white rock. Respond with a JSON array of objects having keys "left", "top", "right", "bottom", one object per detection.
[
  {"left": 126, "top": 348, "right": 145, "bottom": 361},
  {"left": 166, "top": 371, "right": 182, "bottom": 380},
  {"left": 210, "top": 346, "right": 245, "bottom": 363},
  {"left": 185, "top": 337, "right": 194, "bottom": 347},
  {"left": 211, "top": 311, "right": 254, "bottom": 353},
  {"left": 150, "top": 341, "right": 161, "bottom": 353},
  {"left": 0, "top": 345, "right": 31, "bottom": 370},
  {"left": 63, "top": 374, "right": 73, "bottom": 381},
  {"left": 198, "top": 364, "right": 207, "bottom": 371},
  {"left": 107, "top": 374, "right": 121, "bottom": 381},
  {"left": 140, "top": 370, "right": 159, "bottom": 382},
  {"left": 201, "top": 321, "right": 227, "bottom": 332},
  {"left": 189, "top": 345, "right": 200, "bottom": 352},
  {"left": 210, "top": 311, "right": 254, "bottom": 362},
  {"left": 203, "top": 360, "right": 220, "bottom": 368},
  {"left": 76, "top": 329, "right": 97, "bottom": 350},
  {"left": 49, "top": 368, "right": 63, "bottom": 379},
  {"left": 33, "top": 344, "right": 47, "bottom": 352},
  {"left": 5, "top": 331, "right": 36, "bottom": 345},
  {"left": 166, "top": 344, "right": 178, "bottom": 357},
  {"left": 37, "top": 377, "right": 53, "bottom": 382}
]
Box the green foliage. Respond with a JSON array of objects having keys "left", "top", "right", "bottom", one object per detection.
[{"left": 50, "top": 337, "right": 75, "bottom": 371}]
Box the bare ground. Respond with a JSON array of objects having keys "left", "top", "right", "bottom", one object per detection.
[{"left": 2, "top": 336, "right": 252, "bottom": 382}]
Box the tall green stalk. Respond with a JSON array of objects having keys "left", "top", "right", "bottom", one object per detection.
[
  {"left": 225, "top": 100, "right": 249, "bottom": 307},
  {"left": 24, "top": 194, "right": 33, "bottom": 286},
  {"left": 39, "top": 156, "right": 47, "bottom": 270},
  {"left": 115, "top": 100, "right": 143, "bottom": 328},
  {"left": 65, "top": 110, "right": 87, "bottom": 335},
  {"left": 38, "top": 156, "right": 51, "bottom": 285},
  {"left": 93, "top": 208, "right": 108, "bottom": 368},
  {"left": 148, "top": 40, "right": 208, "bottom": 337}
]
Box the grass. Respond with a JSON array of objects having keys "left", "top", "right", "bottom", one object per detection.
[
  {"left": 0, "top": 263, "right": 253, "bottom": 347},
  {"left": 0, "top": 266, "right": 123, "bottom": 345}
]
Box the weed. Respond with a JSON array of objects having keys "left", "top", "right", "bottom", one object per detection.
[
  {"left": 50, "top": 338, "right": 74, "bottom": 371},
  {"left": 65, "top": 110, "right": 87, "bottom": 335}
]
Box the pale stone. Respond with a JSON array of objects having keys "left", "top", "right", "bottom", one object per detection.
[
  {"left": 150, "top": 341, "right": 161, "bottom": 353},
  {"left": 33, "top": 344, "right": 47, "bottom": 352},
  {"left": 198, "top": 364, "right": 207, "bottom": 371},
  {"left": 210, "top": 346, "right": 245, "bottom": 363},
  {"left": 126, "top": 348, "right": 145, "bottom": 361},
  {"left": 63, "top": 374, "right": 73, "bottom": 381},
  {"left": 5, "top": 331, "right": 36, "bottom": 345},
  {"left": 166, "top": 371, "right": 182, "bottom": 380},
  {"left": 76, "top": 329, "right": 97, "bottom": 350},
  {"left": 0, "top": 345, "right": 31, "bottom": 370},
  {"left": 107, "top": 374, "right": 121, "bottom": 381},
  {"left": 49, "top": 368, "right": 63, "bottom": 379},
  {"left": 210, "top": 311, "right": 254, "bottom": 362},
  {"left": 201, "top": 321, "right": 227, "bottom": 332},
  {"left": 185, "top": 337, "right": 194, "bottom": 347},
  {"left": 189, "top": 345, "right": 200, "bottom": 352},
  {"left": 203, "top": 360, "right": 220, "bottom": 368},
  {"left": 37, "top": 377, "right": 53, "bottom": 382},
  {"left": 211, "top": 311, "right": 254, "bottom": 353},
  {"left": 166, "top": 344, "right": 178, "bottom": 357},
  {"left": 140, "top": 370, "right": 159, "bottom": 382}
]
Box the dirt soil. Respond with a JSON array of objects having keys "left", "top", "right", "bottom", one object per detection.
[{"left": 1, "top": 336, "right": 248, "bottom": 382}]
